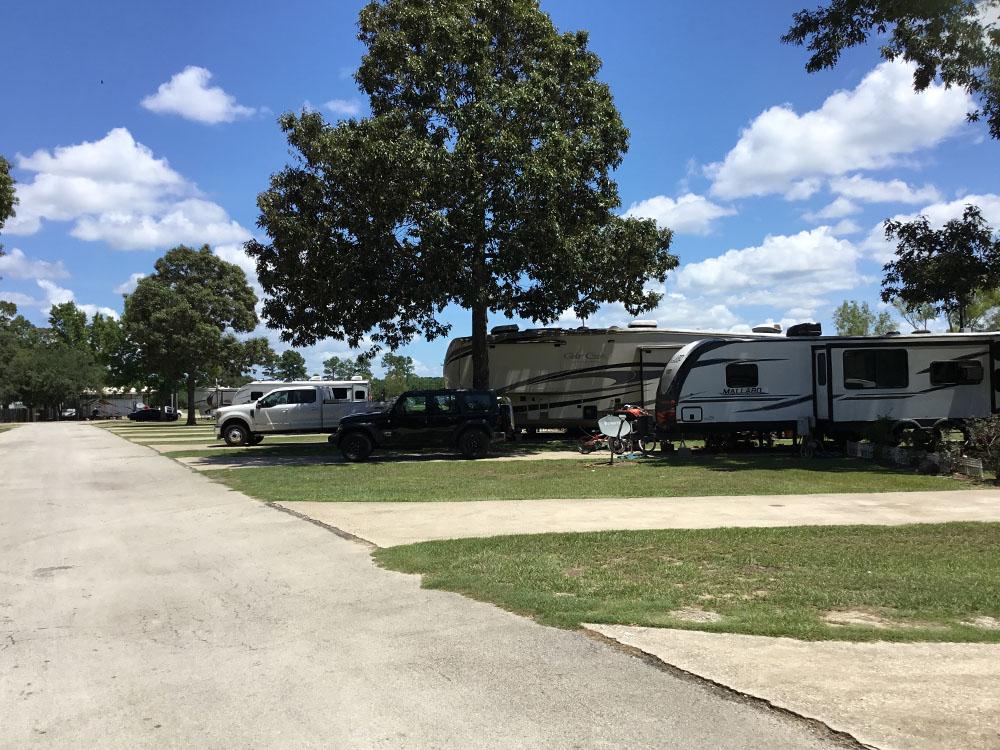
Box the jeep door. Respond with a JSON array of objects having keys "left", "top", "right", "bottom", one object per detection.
[
  {"left": 387, "top": 394, "right": 429, "bottom": 447},
  {"left": 426, "top": 393, "right": 461, "bottom": 445}
]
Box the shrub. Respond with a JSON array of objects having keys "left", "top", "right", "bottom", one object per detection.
[{"left": 964, "top": 415, "right": 1000, "bottom": 478}]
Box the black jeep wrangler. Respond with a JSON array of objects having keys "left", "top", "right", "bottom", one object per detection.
[{"left": 335, "top": 389, "right": 513, "bottom": 462}]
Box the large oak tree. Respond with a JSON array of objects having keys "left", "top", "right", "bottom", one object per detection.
[{"left": 248, "top": 0, "right": 676, "bottom": 388}]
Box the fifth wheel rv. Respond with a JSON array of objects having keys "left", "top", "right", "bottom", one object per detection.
[
  {"left": 444, "top": 321, "right": 747, "bottom": 429},
  {"left": 655, "top": 326, "right": 1000, "bottom": 445}
]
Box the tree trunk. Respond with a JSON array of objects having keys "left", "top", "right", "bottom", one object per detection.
[
  {"left": 186, "top": 375, "right": 197, "bottom": 426},
  {"left": 471, "top": 300, "right": 489, "bottom": 390}
]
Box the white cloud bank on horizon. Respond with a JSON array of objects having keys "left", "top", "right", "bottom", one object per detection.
[
  {"left": 6, "top": 128, "right": 251, "bottom": 250},
  {"left": 706, "top": 60, "right": 973, "bottom": 200},
  {"left": 141, "top": 66, "right": 256, "bottom": 124},
  {"left": 0, "top": 248, "right": 69, "bottom": 281}
]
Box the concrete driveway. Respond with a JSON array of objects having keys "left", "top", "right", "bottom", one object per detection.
[{"left": 0, "top": 423, "right": 841, "bottom": 749}]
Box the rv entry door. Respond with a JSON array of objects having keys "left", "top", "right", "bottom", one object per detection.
[{"left": 813, "top": 347, "right": 830, "bottom": 422}]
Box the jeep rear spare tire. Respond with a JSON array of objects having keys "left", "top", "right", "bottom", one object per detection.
[
  {"left": 458, "top": 429, "right": 490, "bottom": 459},
  {"left": 339, "top": 431, "right": 373, "bottom": 462}
]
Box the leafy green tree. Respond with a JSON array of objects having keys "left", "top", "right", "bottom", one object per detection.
[
  {"left": 881, "top": 205, "right": 1000, "bottom": 330},
  {"left": 380, "top": 352, "right": 415, "bottom": 397},
  {"left": 273, "top": 350, "right": 308, "bottom": 381},
  {"left": 783, "top": 0, "right": 1000, "bottom": 138},
  {"left": 890, "top": 298, "right": 938, "bottom": 331},
  {"left": 48, "top": 302, "right": 90, "bottom": 348},
  {"left": 9, "top": 341, "right": 103, "bottom": 420},
  {"left": 323, "top": 354, "right": 374, "bottom": 380},
  {"left": 120, "top": 245, "right": 266, "bottom": 424},
  {"left": 833, "top": 300, "right": 896, "bottom": 336},
  {"left": 946, "top": 288, "right": 1000, "bottom": 331},
  {"left": 0, "top": 302, "right": 36, "bottom": 413},
  {"left": 247, "top": 0, "right": 676, "bottom": 389},
  {"left": 0, "top": 155, "right": 16, "bottom": 257}
]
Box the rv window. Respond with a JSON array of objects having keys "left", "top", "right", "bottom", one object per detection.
[
  {"left": 725, "top": 363, "right": 758, "bottom": 388},
  {"left": 817, "top": 353, "right": 827, "bottom": 386},
  {"left": 330, "top": 388, "right": 349, "bottom": 401},
  {"left": 354, "top": 390, "right": 366, "bottom": 401},
  {"left": 291, "top": 389, "right": 317, "bottom": 404},
  {"left": 930, "top": 360, "right": 983, "bottom": 386},
  {"left": 843, "top": 349, "right": 908, "bottom": 389},
  {"left": 250, "top": 391, "right": 263, "bottom": 401}
]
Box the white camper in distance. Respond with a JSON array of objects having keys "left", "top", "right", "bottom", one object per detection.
[{"left": 654, "top": 330, "right": 1000, "bottom": 447}]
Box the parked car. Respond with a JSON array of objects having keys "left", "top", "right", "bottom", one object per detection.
[
  {"left": 127, "top": 406, "right": 179, "bottom": 422},
  {"left": 60, "top": 408, "right": 77, "bottom": 419},
  {"left": 335, "top": 389, "right": 513, "bottom": 461}
]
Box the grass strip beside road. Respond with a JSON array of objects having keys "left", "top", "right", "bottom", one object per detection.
[
  {"left": 374, "top": 522, "right": 1000, "bottom": 642},
  {"left": 210, "top": 455, "right": 973, "bottom": 503},
  {"left": 0, "top": 424, "right": 21, "bottom": 434}
]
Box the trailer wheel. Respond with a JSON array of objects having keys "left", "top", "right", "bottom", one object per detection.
[
  {"left": 458, "top": 429, "right": 490, "bottom": 459},
  {"left": 339, "top": 431, "right": 373, "bottom": 462},
  {"left": 223, "top": 422, "right": 249, "bottom": 446}
]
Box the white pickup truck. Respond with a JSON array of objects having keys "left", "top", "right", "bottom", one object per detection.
[{"left": 214, "top": 383, "right": 381, "bottom": 446}]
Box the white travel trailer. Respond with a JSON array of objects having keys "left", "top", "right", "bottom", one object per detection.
[
  {"left": 230, "top": 378, "right": 371, "bottom": 407},
  {"left": 654, "top": 329, "right": 1000, "bottom": 444},
  {"left": 444, "top": 322, "right": 746, "bottom": 429}
]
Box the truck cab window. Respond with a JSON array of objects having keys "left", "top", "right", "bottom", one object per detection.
[
  {"left": 259, "top": 391, "right": 289, "bottom": 408},
  {"left": 726, "top": 363, "right": 758, "bottom": 388},
  {"left": 930, "top": 360, "right": 983, "bottom": 385},
  {"left": 291, "top": 389, "right": 317, "bottom": 404},
  {"left": 843, "top": 349, "right": 908, "bottom": 389}
]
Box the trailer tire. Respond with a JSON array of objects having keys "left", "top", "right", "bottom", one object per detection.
[
  {"left": 222, "top": 422, "right": 249, "bottom": 447},
  {"left": 339, "top": 431, "right": 372, "bottom": 462}
]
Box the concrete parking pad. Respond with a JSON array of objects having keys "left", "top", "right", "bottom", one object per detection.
[
  {"left": 280, "top": 488, "right": 1000, "bottom": 546},
  {"left": 586, "top": 624, "right": 1000, "bottom": 750}
]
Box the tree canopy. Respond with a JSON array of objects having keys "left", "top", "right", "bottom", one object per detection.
[
  {"left": 272, "top": 350, "right": 308, "bottom": 381},
  {"left": 248, "top": 0, "right": 676, "bottom": 388},
  {"left": 783, "top": 0, "right": 1000, "bottom": 138},
  {"left": 0, "top": 155, "right": 17, "bottom": 256},
  {"left": 323, "top": 355, "right": 374, "bottom": 380},
  {"left": 120, "top": 245, "right": 267, "bottom": 424},
  {"left": 832, "top": 299, "right": 896, "bottom": 335},
  {"left": 880, "top": 205, "right": 1000, "bottom": 330}
]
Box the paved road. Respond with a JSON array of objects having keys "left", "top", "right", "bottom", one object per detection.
[{"left": 0, "top": 423, "right": 841, "bottom": 749}]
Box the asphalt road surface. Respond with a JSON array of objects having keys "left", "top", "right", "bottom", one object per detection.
[{"left": 0, "top": 423, "right": 843, "bottom": 749}]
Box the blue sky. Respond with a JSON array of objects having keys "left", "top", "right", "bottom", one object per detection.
[{"left": 2, "top": 0, "right": 999, "bottom": 377}]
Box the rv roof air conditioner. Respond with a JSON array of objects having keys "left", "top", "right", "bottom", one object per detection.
[
  {"left": 628, "top": 320, "right": 658, "bottom": 329},
  {"left": 752, "top": 323, "right": 781, "bottom": 334},
  {"left": 490, "top": 324, "right": 519, "bottom": 335},
  {"left": 786, "top": 322, "right": 822, "bottom": 337}
]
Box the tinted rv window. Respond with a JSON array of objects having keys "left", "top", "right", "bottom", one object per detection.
[
  {"left": 725, "top": 363, "right": 758, "bottom": 388},
  {"left": 817, "top": 353, "right": 827, "bottom": 386},
  {"left": 843, "top": 349, "right": 908, "bottom": 389},
  {"left": 354, "top": 390, "right": 366, "bottom": 400},
  {"left": 930, "top": 360, "right": 983, "bottom": 385},
  {"left": 330, "top": 388, "right": 349, "bottom": 401},
  {"left": 250, "top": 391, "right": 263, "bottom": 401}
]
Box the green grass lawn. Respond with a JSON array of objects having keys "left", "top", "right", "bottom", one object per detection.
[
  {"left": 0, "top": 423, "right": 21, "bottom": 434},
  {"left": 375, "top": 522, "right": 1000, "bottom": 642},
  {"left": 209, "top": 455, "right": 974, "bottom": 503}
]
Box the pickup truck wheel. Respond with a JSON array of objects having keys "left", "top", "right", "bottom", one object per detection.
[
  {"left": 223, "top": 422, "right": 249, "bottom": 447},
  {"left": 458, "top": 429, "right": 490, "bottom": 459},
  {"left": 339, "top": 431, "right": 372, "bottom": 462},
  {"left": 248, "top": 434, "right": 264, "bottom": 446}
]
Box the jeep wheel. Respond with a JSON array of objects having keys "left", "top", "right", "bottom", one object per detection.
[
  {"left": 339, "top": 431, "right": 373, "bottom": 462},
  {"left": 223, "top": 423, "right": 249, "bottom": 447},
  {"left": 458, "top": 429, "right": 490, "bottom": 459}
]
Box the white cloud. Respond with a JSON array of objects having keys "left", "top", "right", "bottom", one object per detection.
[
  {"left": 590, "top": 295, "right": 745, "bottom": 332},
  {"left": 707, "top": 60, "right": 972, "bottom": 199},
  {"left": 830, "top": 218, "right": 862, "bottom": 235},
  {"left": 803, "top": 197, "right": 860, "bottom": 222},
  {"left": 624, "top": 193, "right": 736, "bottom": 235},
  {"left": 830, "top": 174, "right": 941, "bottom": 204},
  {"left": 0, "top": 291, "right": 37, "bottom": 308},
  {"left": 113, "top": 272, "right": 145, "bottom": 296},
  {"left": 8, "top": 129, "right": 251, "bottom": 251},
  {"left": 141, "top": 66, "right": 256, "bottom": 124},
  {"left": 324, "top": 98, "right": 363, "bottom": 118},
  {"left": 863, "top": 193, "right": 1000, "bottom": 263},
  {"left": 72, "top": 198, "right": 250, "bottom": 250},
  {"left": 674, "top": 227, "right": 862, "bottom": 309},
  {"left": 35, "top": 279, "right": 118, "bottom": 319},
  {"left": 0, "top": 248, "right": 69, "bottom": 280}
]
